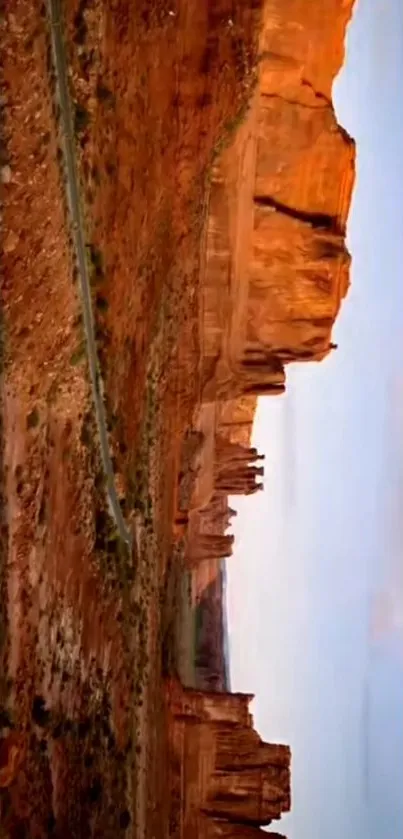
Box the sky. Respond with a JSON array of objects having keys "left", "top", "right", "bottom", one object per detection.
[{"left": 227, "top": 1, "right": 403, "bottom": 837}]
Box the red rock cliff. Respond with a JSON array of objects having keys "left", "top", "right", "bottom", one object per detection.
[
  {"left": 183, "top": 0, "right": 356, "bottom": 507},
  {"left": 167, "top": 680, "right": 291, "bottom": 839},
  {"left": 176, "top": 0, "right": 356, "bottom": 696},
  {"left": 201, "top": 0, "right": 356, "bottom": 406}
]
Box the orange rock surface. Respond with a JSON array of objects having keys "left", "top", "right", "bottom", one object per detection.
[
  {"left": 189, "top": 0, "right": 356, "bottom": 691},
  {"left": 201, "top": 0, "right": 356, "bottom": 408},
  {"left": 167, "top": 680, "right": 291, "bottom": 838}
]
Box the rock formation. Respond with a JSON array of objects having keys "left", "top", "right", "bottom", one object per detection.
[
  {"left": 167, "top": 681, "right": 291, "bottom": 839},
  {"left": 176, "top": 0, "right": 357, "bottom": 790},
  {"left": 198, "top": 498, "right": 238, "bottom": 531},
  {"left": 183, "top": 438, "right": 265, "bottom": 567},
  {"left": 201, "top": 0, "right": 356, "bottom": 406},
  {"left": 215, "top": 464, "right": 264, "bottom": 495},
  {"left": 215, "top": 437, "right": 265, "bottom": 464},
  {"left": 0, "top": 0, "right": 358, "bottom": 835},
  {"left": 182, "top": 0, "right": 356, "bottom": 555},
  {"left": 214, "top": 438, "right": 265, "bottom": 494},
  {"left": 188, "top": 533, "right": 235, "bottom": 567}
]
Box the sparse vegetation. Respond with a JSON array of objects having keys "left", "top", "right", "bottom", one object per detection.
[
  {"left": 211, "top": 94, "right": 254, "bottom": 163},
  {"left": 87, "top": 242, "right": 105, "bottom": 285},
  {"left": 26, "top": 407, "right": 40, "bottom": 429},
  {"left": 74, "top": 102, "right": 90, "bottom": 135},
  {"left": 96, "top": 82, "right": 116, "bottom": 108},
  {"left": 73, "top": 2, "right": 88, "bottom": 47},
  {"left": 95, "top": 294, "right": 109, "bottom": 312},
  {"left": 70, "top": 342, "right": 86, "bottom": 365}
]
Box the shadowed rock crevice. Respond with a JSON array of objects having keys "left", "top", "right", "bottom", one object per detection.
[
  {"left": 260, "top": 90, "right": 330, "bottom": 110},
  {"left": 253, "top": 195, "right": 341, "bottom": 234}
]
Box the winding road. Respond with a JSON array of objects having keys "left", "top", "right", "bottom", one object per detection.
[{"left": 47, "top": 0, "right": 132, "bottom": 548}]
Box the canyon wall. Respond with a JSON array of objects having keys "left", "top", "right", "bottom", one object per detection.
[
  {"left": 182, "top": 0, "right": 356, "bottom": 692},
  {"left": 167, "top": 680, "right": 291, "bottom": 839},
  {"left": 201, "top": 0, "right": 355, "bottom": 407}
]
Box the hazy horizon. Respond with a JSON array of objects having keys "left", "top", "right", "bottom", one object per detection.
[{"left": 227, "top": 1, "right": 403, "bottom": 837}]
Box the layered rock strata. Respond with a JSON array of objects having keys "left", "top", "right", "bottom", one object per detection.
[
  {"left": 167, "top": 681, "right": 291, "bottom": 838},
  {"left": 185, "top": 0, "right": 356, "bottom": 546},
  {"left": 180, "top": 0, "right": 357, "bottom": 717},
  {"left": 201, "top": 0, "right": 355, "bottom": 401}
]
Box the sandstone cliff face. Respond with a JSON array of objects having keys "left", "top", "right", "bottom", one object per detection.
[
  {"left": 185, "top": 0, "right": 356, "bottom": 514},
  {"left": 181, "top": 0, "right": 356, "bottom": 729},
  {"left": 247, "top": 205, "right": 350, "bottom": 358},
  {"left": 259, "top": 0, "right": 355, "bottom": 103},
  {"left": 168, "top": 682, "right": 290, "bottom": 839},
  {"left": 201, "top": 0, "right": 356, "bottom": 405}
]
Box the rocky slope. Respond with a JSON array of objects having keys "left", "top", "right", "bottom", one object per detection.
[{"left": 0, "top": 0, "right": 265, "bottom": 834}]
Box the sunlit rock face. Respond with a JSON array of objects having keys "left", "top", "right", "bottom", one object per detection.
[
  {"left": 182, "top": 0, "right": 357, "bottom": 714},
  {"left": 201, "top": 0, "right": 356, "bottom": 405},
  {"left": 167, "top": 681, "right": 291, "bottom": 838}
]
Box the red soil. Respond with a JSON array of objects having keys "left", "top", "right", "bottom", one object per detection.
[{"left": 0, "top": 1, "right": 261, "bottom": 836}]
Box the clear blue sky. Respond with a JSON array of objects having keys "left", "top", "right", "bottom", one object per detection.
[{"left": 227, "top": 2, "right": 403, "bottom": 837}]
